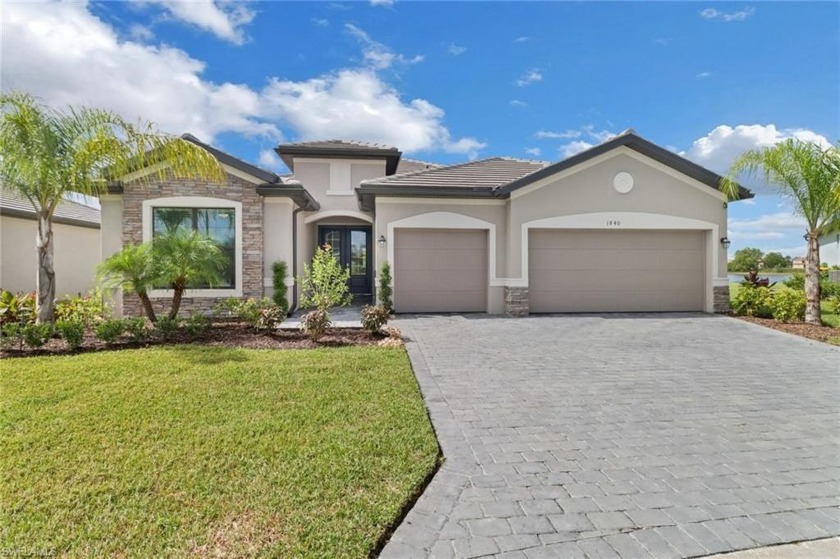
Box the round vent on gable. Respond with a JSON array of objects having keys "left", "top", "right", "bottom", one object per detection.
[{"left": 613, "top": 172, "right": 634, "bottom": 194}]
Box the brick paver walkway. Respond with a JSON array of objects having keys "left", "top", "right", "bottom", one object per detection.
[{"left": 380, "top": 314, "right": 840, "bottom": 558}]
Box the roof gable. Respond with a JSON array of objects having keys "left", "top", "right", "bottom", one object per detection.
[{"left": 275, "top": 139, "right": 402, "bottom": 175}]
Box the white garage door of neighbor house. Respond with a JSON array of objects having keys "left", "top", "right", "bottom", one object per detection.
[
  {"left": 394, "top": 228, "right": 488, "bottom": 313},
  {"left": 529, "top": 229, "right": 705, "bottom": 313}
]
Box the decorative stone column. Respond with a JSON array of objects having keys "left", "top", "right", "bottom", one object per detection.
[
  {"left": 504, "top": 287, "right": 529, "bottom": 317},
  {"left": 713, "top": 285, "right": 730, "bottom": 313}
]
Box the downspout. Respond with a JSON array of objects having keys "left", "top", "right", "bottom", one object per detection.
[{"left": 291, "top": 206, "right": 305, "bottom": 313}]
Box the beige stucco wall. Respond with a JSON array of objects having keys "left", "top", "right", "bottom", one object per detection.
[
  {"left": 819, "top": 232, "right": 840, "bottom": 267},
  {"left": 508, "top": 150, "right": 728, "bottom": 284},
  {"left": 293, "top": 159, "right": 385, "bottom": 214},
  {"left": 263, "top": 199, "right": 294, "bottom": 308},
  {"left": 0, "top": 216, "right": 100, "bottom": 297}
]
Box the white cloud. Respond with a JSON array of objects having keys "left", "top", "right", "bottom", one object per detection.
[
  {"left": 729, "top": 213, "right": 806, "bottom": 232},
  {"left": 129, "top": 24, "right": 154, "bottom": 42},
  {"left": 261, "top": 69, "right": 485, "bottom": 156},
  {"left": 560, "top": 140, "right": 598, "bottom": 158},
  {"left": 696, "top": 71, "right": 713, "bottom": 79},
  {"left": 524, "top": 147, "right": 542, "bottom": 157},
  {"left": 2, "top": 1, "right": 483, "bottom": 158},
  {"left": 699, "top": 7, "right": 755, "bottom": 22},
  {"left": 258, "top": 149, "right": 280, "bottom": 170},
  {"left": 654, "top": 38, "right": 671, "bottom": 46},
  {"left": 370, "top": 0, "right": 394, "bottom": 5},
  {"left": 681, "top": 124, "right": 832, "bottom": 194},
  {"left": 345, "top": 23, "right": 423, "bottom": 69},
  {"left": 514, "top": 69, "right": 542, "bottom": 87},
  {"left": 447, "top": 43, "right": 466, "bottom": 56},
  {"left": 535, "top": 129, "right": 581, "bottom": 140},
  {"left": 741, "top": 198, "right": 756, "bottom": 206},
  {"left": 510, "top": 100, "right": 528, "bottom": 108},
  {"left": 513, "top": 36, "right": 529, "bottom": 43},
  {"left": 143, "top": 0, "right": 255, "bottom": 44},
  {"left": 312, "top": 18, "right": 329, "bottom": 27}
]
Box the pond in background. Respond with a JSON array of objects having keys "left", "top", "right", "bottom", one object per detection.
[{"left": 727, "top": 273, "right": 795, "bottom": 284}]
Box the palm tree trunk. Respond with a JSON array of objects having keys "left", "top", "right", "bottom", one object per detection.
[
  {"left": 35, "top": 212, "right": 56, "bottom": 324},
  {"left": 138, "top": 291, "right": 157, "bottom": 323},
  {"left": 804, "top": 233, "right": 821, "bottom": 325},
  {"left": 168, "top": 282, "right": 185, "bottom": 320}
]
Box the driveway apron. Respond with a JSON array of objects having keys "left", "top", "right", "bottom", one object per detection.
[{"left": 380, "top": 314, "right": 840, "bottom": 559}]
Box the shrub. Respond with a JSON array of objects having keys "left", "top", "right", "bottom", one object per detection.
[
  {"left": 784, "top": 271, "right": 839, "bottom": 300},
  {"left": 361, "top": 304, "right": 391, "bottom": 334},
  {"left": 0, "top": 290, "right": 35, "bottom": 325},
  {"left": 822, "top": 281, "right": 840, "bottom": 300},
  {"left": 95, "top": 319, "right": 125, "bottom": 344},
  {"left": 300, "top": 309, "right": 330, "bottom": 341},
  {"left": 183, "top": 313, "right": 210, "bottom": 337},
  {"left": 1, "top": 323, "right": 25, "bottom": 351},
  {"left": 381, "top": 325, "right": 402, "bottom": 339},
  {"left": 741, "top": 270, "right": 774, "bottom": 288},
  {"left": 55, "top": 288, "right": 110, "bottom": 326},
  {"left": 731, "top": 286, "right": 773, "bottom": 318},
  {"left": 783, "top": 272, "right": 805, "bottom": 291},
  {"left": 217, "top": 297, "right": 284, "bottom": 331},
  {"left": 378, "top": 261, "right": 393, "bottom": 312},
  {"left": 829, "top": 295, "right": 840, "bottom": 316},
  {"left": 214, "top": 297, "right": 242, "bottom": 319},
  {"left": 55, "top": 320, "right": 85, "bottom": 351},
  {"left": 124, "top": 317, "right": 150, "bottom": 343},
  {"left": 154, "top": 316, "right": 180, "bottom": 341},
  {"left": 299, "top": 245, "right": 352, "bottom": 312},
  {"left": 272, "top": 261, "right": 289, "bottom": 314},
  {"left": 23, "top": 323, "right": 53, "bottom": 349},
  {"left": 771, "top": 289, "right": 806, "bottom": 322}
]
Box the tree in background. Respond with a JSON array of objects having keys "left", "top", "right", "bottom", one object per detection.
[
  {"left": 723, "top": 139, "right": 840, "bottom": 324},
  {"left": 762, "top": 252, "right": 792, "bottom": 270},
  {"left": 727, "top": 247, "right": 763, "bottom": 272},
  {"left": 0, "top": 90, "right": 224, "bottom": 323}
]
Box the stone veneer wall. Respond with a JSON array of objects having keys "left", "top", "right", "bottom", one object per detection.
[
  {"left": 121, "top": 173, "right": 264, "bottom": 318},
  {"left": 713, "top": 285, "right": 730, "bottom": 313},
  {"left": 504, "top": 287, "right": 529, "bottom": 317}
]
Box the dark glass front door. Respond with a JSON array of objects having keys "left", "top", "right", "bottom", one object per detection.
[{"left": 318, "top": 226, "right": 372, "bottom": 299}]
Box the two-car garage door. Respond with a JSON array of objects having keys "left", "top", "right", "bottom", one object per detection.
[
  {"left": 394, "top": 228, "right": 487, "bottom": 313},
  {"left": 529, "top": 229, "right": 705, "bottom": 313}
]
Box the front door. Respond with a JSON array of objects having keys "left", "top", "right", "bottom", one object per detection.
[{"left": 318, "top": 226, "right": 373, "bottom": 300}]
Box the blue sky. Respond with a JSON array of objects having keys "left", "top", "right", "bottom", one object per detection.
[{"left": 3, "top": 1, "right": 838, "bottom": 257}]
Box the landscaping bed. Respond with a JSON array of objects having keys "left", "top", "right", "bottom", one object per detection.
[
  {"left": 733, "top": 314, "right": 840, "bottom": 345},
  {"left": 1, "top": 346, "right": 440, "bottom": 557},
  {"left": 0, "top": 321, "right": 389, "bottom": 358}
]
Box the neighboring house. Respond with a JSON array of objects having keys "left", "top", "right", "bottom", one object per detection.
[
  {"left": 101, "top": 130, "right": 752, "bottom": 317},
  {"left": 791, "top": 257, "right": 806, "bottom": 269},
  {"left": 1, "top": 189, "right": 101, "bottom": 297},
  {"left": 818, "top": 232, "right": 839, "bottom": 267}
]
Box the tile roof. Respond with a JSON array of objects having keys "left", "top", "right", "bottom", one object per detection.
[
  {"left": 394, "top": 158, "right": 443, "bottom": 175},
  {"left": 0, "top": 189, "right": 101, "bottom": 227},
  {"left": 361, "top": 157, "right": 550, "bottom": 190},
  {"left": 278, "top": 139, "right": 399, "bottom": 152}
]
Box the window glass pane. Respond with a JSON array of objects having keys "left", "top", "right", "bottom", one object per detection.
[
  {"left": 151, "top": 207, "right": 236, "bottom": 289},
  {"left": 350, "top": 230, "right": 367, "bottom": 275},
  {"left": 324, "top": 230, "right": 341, "bottom": 264}
]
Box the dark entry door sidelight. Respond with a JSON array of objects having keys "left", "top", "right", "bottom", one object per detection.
[{"left": 318, "top": 226, "right": 373, "bottom": 299}]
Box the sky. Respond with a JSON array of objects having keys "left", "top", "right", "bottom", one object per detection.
[{"left": 2, "top": 1, "right": 838, "bottom": 258}]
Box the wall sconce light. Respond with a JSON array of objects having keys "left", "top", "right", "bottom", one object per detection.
[
  {"left": 720, "top": 237, "right": 731, "bottom": 249},
  {"left": 377, "top": 235, "right": 387, "bottom": 248}
]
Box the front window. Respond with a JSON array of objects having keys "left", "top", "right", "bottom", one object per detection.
[{"left": 152, "top": 207, "right": 236, "bottom": 288}]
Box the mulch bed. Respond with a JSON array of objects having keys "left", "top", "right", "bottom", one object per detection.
[
  {"left": 732, "top": 315, "right": 840, "bottom": 345},
  {"left": 1, "top": 322, "right": 387, "bottom": 359}
]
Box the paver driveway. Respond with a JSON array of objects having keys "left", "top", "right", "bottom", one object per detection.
[{"left": 380, "top": 314, "right": 840, "bottom": 559}]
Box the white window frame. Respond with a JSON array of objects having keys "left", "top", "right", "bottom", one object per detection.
[{"left": 143, "top": 196, "right": 243, "bottom": 298}]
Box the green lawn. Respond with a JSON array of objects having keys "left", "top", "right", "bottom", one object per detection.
[{"left": 1, "top": 346, "right": 439, "bottom": 557}]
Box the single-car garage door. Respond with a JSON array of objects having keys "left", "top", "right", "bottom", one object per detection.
[
  {"left": 529, "top": 229, "right": 705, "bottom": 313},
  {"left": 394, "top": 228, "right": 487, "bottom": 312}
]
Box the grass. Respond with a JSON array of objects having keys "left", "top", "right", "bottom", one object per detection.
[{"left": 1, "top": 346, "right": 439, "bottom": 557}]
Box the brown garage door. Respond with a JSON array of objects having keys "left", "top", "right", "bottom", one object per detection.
[
  {"left": 394, "top": 228, "right": 487, "bottom": 313},
  {"left": 529, "top": 229, "right": 705, "bottom": 313}
]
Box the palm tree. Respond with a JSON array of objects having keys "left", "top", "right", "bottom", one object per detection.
[
  {"left": 0, "top": 90, "right": 225, "bottom": 323},
  {"left": 722, "top": 139, "right": 840, "bottom": 324},
  {"left": 153, "top": 230, "right": 226, "bottom": 320},
  {"left": 97, "top": 243, "right": 159, "bottom": 322}
]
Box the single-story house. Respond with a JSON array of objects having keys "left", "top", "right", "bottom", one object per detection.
[
  {"left": 818, "top": 231, "right": 839, "bottom": 267},
  {"left": 1, "top": 189, "right": 101, "bottom": 297},
  {"left": 101, "top": 129, "right": 752, "bottom": 317}
]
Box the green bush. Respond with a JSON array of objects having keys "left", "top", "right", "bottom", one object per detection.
[
  {"left": 23, "top": 323, "right": 53, "bottom": 349},
  {"left": 272, "top": 261, "right": 289, "bottom": 314},
  {"left": 55, "top": 320, "right": 85, "bottom": 351},
  {"left": 731, "top": 286, "right": 773, "bottom": 318},
  {"left": 361, "top": 305, "right": 391, "bottom": 334},
  {"left": 0, "top": 290, "right": 35, "bottom": 325},
  {"left": 784, "top": 271, "right": 839, "bottom": 300},
  {"left": 55, "top": 288, "right": 110, "bottom": 326},
  {"left": 378, "top": 261, "right": 393, "bottom": 312},
  {"left": 300, "top": 309, "right": 330, "bottom": 341},
  {"left": 771, "top": 289, "right": 806, "bottom": 322},
  {"left": 1, "top": 323, "right": 25, "bottom": 351},
  {"left": 299, "top": 245, "right": 352, "bottom": 312},
  {"left": 183, "top": 313, "right": 210, "bottom": 337},
  {"left": 123, "top": 317, "right": 150, "bottom": 343},
  {"left": 154, "top": 316, "right": 180, "bottom": 341},
  {"left": 829, "top": 295, "right": 840, "bottom": 315},
  {"left": 216, "top": 297, "right": 284, "bottom": 331},
  {"left": 95, "top": 319, "right": 125, "bottom": 344}
]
